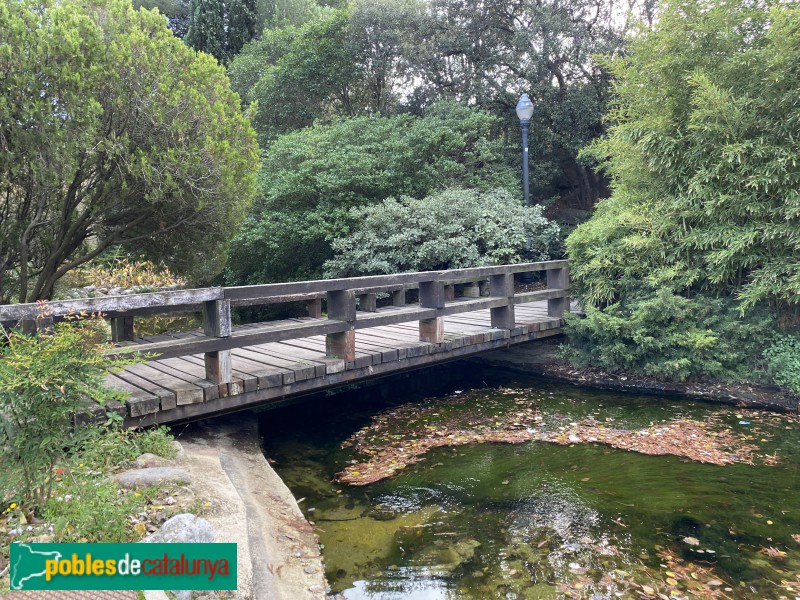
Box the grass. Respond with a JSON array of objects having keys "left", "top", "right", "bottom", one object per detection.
[{"left": 0, "top": 425, "right": 184, "bottom": 591}]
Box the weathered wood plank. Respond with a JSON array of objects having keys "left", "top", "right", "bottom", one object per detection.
[
  {"left": 222, "top": 260, "right": 569, "bottom": 301},
  {"left": 123, "top": 327, "right": 565, "bottom": 427},
  {"left": 112, "top": 369, "right": 178, "bottom": 411},
  {"left": 0, "top": 288, "right": 223, "bottom": 322},
  {"left": 124, "top": 363, "right": 206, "bottom": 405}
]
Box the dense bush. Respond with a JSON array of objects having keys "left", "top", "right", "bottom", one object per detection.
[
  {"left": 225, "top": 104, "right": 518, "bottom": 284},
  {"left": 763, "top": 335, "right": 800, "bottom": 394},
  {"left": 568, "top": 0, "right": 800, "bottom": 314},
  {"left": 0, "top": 314, "right": 135, "bottom": 513},
  {"left": 324, "top": 188, "right": 560, "bottom": 277},
  {"left": 561, "top": 289, "right": 769, "bottom": 382}
]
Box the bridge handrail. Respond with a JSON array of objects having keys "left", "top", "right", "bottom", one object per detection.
[
  {"left": 0, "top": 261, "right": 569, "bottom": 386},
  {"left": 0, "top": 260, "right": 568, "bottom": 322}
]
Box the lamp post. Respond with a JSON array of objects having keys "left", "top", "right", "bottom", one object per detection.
[{"left": 516, "top": 93, "right": 535, "bottom": 283}]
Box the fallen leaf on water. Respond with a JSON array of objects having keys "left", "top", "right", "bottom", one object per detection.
[
  {"left": 759, "top": 546, "right": 786, "bottom": 559},
  {"left": 683, "top": 536, "right": 700, "bottom": 546}
]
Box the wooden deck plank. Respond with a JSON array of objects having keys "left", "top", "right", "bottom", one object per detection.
[
  {"left": 110, "top": 298, "right": 565, "bottom": 424},
  {"left": 125, "top": 363, "right": 206, "bottom": 405},
  {"left": 112, "top": 368, "right": 178, "bottom": 411}
]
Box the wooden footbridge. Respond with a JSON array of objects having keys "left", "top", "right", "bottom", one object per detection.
[{"left": 0, "top": 261, "right": 569, "bottom": 427}]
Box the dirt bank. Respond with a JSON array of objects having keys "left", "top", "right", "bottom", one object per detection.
[
  {"left": 176, "top": 416, "right": 327, "bottom": 599},
  {"left": 472, "top": 339, "right": 800, "bottom": 413}
]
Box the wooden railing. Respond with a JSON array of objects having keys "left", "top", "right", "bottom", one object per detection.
[{"left": 0, "top": 261, "right": 569, "bottom": 387}]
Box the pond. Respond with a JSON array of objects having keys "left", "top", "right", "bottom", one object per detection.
[{"left": 258, "top": 363, "right": 800, "bottom": 599}]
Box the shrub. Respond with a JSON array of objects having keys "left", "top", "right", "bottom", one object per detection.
[
  {"left": 763, "top": 335, "right": 800, "bottom": 394},
  {"left": 79, "top": 258, "right": 186, "bottom": 290},
  {"left": 324, "top": 188, "right": 561, "bottom": 277},
  {"left": 0, "top": 313, "right": 136, "bottom": 514},
  {"left": 560, "top": 289, "right": 770, "bottom": 382}
]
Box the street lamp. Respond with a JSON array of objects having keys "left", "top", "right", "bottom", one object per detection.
[{"left": 516, "top": 93, "right": 535, "bottom": 283}]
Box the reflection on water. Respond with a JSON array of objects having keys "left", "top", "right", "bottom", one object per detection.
[
  {"left": 345, "top": 574, "right": 451, "bottom": 600},
  {"left": 258, "top": 364, "right": 800, "bottom": 599}
]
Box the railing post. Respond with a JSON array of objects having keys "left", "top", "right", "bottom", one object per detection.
[
  {"left": 203, "top": 299, "right": 232, "bottom": 385},
  {"left": 326, "top": 290, "right": 356, "bottom": 362},
  {"left": 392, "top": 289, "right": 406, "bottom": 307},
  {"left": 306, "top": 298, "right": 322, "bottom": 318},
  {"left": 547, "top": 265, "right": 570, "bottom": 318},
  {"left": 357, "top": 293, "right": 377, "bottom": 312},
  {"left": 419, "top": 280, "right": 444, "bottom": 343},
  {"left": 111, "top": 316, "right": 135, "bottom": 342},
  {"left": 489, "top": 273, "right": 515, "bottom": 330},
  {"left": 22, "top": 315, "right": 54, "bottom": 336},
  {"left": 444, "top": 284, "right": 455, "bottom": 301}
]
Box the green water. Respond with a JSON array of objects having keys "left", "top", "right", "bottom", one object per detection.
[{"left": 258, "top": 365, "right": 800, "bottom": 599}]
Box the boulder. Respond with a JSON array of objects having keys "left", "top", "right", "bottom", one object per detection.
[
  {"left": 143, "top": 514, "right": 216, "bottom": 600},
  {"left": 113, "top": 467, "right": 190, "bottom": 489},
  {"left": 134, "top": 453, "right": 173, "bottom": 469},
  {"left": 142, "top": 513, "right": 214, "bottom": 544}
]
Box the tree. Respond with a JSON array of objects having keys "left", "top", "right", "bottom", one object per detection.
[
  {"left": 408, "top": 0, "right": 657, "bottom": 207},
  {"left": 227, "top": 0, "right": 427, "bottom": 143},
  {"left": 228, "top": 11, "right": 359, "bottom": 143},
  {"left": 0, "top": 0, "right": 260, "bottom": 303},
  {"left": 569, "top": 0, "right": 800, "bottom": 313},
  {"left": 224, "top": 104, "right": 518, "bottom": 284},
  {"left": 324, "top": 188, "right": 560, "bottom": 277},
  {"left": 226, "top": 0, "right": 259, "bottom": 56},
  {"left": 185, "top": 0, "right": 227, "bottom": 60},
  {"left": 562, "top": 0, "right": 800, "bottom": 380}
]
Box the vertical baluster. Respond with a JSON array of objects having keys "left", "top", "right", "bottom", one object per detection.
[
  {"left": 547, "top": 265, "right": 570, "bottom": 318},
  {"left": 490, "top": 273, "right": 515, "bottom": 330},
  {"left": 203, "top": 300, "right": 232, "bottom": 386},
  {"left": 419, "top": 280, "right": 445, "bottom": 343},
  {"left": 326, "top": 290, "right": 356, "bottom": 362}
]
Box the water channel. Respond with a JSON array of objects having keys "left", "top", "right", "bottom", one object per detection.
[{"left": 258, "top": 363, "right": 800, "bottom": 599}]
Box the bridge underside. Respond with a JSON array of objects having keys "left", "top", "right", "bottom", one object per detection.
[{"left": 108, "top": 300, "right": 564, "bottom": 427}]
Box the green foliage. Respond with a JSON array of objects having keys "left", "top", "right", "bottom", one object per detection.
[
  {"left": 0, "top": 315, "right": 136, "bottom": 514},
  {"left": 569, "top": 0, "right": 800, "bottom": 314},
  {"left": 324, "top": 188, "right": 560, "bottom": 277},
  {"left": 185, "top": 0, "right": 258, "bottom": 61},
  {"left": 78, "top": 425, "right": 176, "bottom": 472},
  {"left": 33, "top": 425, "right": 176, "bottom": 543},
  {"left": 561, "top": 289, "right": 769, "bottom": 382},
  {"left": 228, "top": 10, "right": 361, "bottom": 142},
  {"left": 225, "top": 104, "right": 518, "bottom": 284},
  {"left": 229, "top": 0, "right": 425, "bottom": 143},
  {"left": 226, "top": 0, "right": 259, "bottom": 56},
  {"left": 0, "top": 0, "right": 259, "bottom": 302},
  {"left": 763, "top": 335, "right": 800, "bottom": 394},
  {"left": 185, "top": 0, "right": 226, "bottom": 60}
]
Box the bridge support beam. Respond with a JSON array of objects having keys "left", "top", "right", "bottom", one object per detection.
[
  {"left": 203, "top": 300, "right": 232, "bottom": 387},
  {"left": 489, "top": 273, "right": 515, "bottom": 330},
  {"left": 419, "top": 280, "right": 445, "bottom": 343},
  {"left": 326, "top": 290, "right": 356, "bottom": 362},
  {"left": 547, "top": 265, "right": 570, "bottom": 318}
]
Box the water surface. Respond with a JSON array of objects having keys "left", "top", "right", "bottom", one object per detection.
[{"left": 258, "top": 365, "right": 800, "bottom": 599}]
